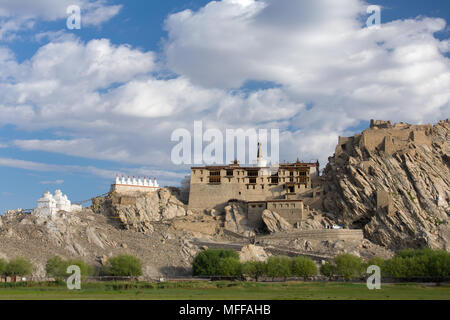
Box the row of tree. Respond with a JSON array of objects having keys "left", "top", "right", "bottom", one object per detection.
[
  {"left": 0, "top": 257, "right": 33, "bottom": 277},
  {"left": 193, "top": 249, "right": 450, "bottom": 281},
  {"left": 321, "top": 249, "right": 450, "bottom": 280},
  {"left": 45, "top": 254, "right": 143, "bottom": 279},
  {"left": 192, "top": 249, "right": 318, "bottom": 280}
]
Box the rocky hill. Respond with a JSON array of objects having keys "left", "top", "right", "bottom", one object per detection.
[
  {"left": 321, "top": 119, "right": 450, "bottom": 250},
  {"left": 0, "top": 119, "right": 448, "bottom": 280}
]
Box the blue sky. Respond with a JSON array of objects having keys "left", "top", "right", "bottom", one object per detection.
[{"left": 0, "top": 0, "right": 449, "bottom": 212}]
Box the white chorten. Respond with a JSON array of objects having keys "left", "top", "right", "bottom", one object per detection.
[{"left": 34, "top": 190, "right": 80, "bottom": 217}]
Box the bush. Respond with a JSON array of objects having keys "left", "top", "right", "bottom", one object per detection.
[
  {"left": 45, "top": 256, "right": 66, "bottom": 278},
  {"left": 320, "top": 262, "right": 336, "bottom": 278},
  {"left": 266, "top": 256, "right": 291, "bottom": 280},
  {"left": 5, "top": 257, "right": 33, "bottom": 276},
  {"left": 384, "top": 249, "right": 450, "bottom": 279},
  {"left": 291, "top": 257, "right": 317, "bottom": 280},
  {"left": 46, "top": 256, "right": 91, "bottom": 279},
  {"left": 334, "top": 254, "right": 363, "bottom": 280},
  {"left": 242, "top": 261, "right": 266, "bottom": 281},
  {"left": 192, "top": 249, "right": 239, "bottom": 276},
  {"left": 217, "top": 257, "right": 242, "bottom": 277},
  {"left": 0, "top": 258, "right": 7, "bottom": 275},
  {"left": 103, "top": 254, "right": 142, "bottom": 277}
]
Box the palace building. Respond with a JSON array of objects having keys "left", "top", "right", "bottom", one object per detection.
[{"left": 188, "top": 143, "right": 319, "bottom": 227}]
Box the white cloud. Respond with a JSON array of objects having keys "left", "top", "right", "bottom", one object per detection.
[
  {"left": 0, "top": 0, "right": 122, "bottom": 40},
  {"left": 0, "top": 0, "right": 449, "bottom": 180}
]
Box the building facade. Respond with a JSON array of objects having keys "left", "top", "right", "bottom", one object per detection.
[{"left": 188, "top": 143, "right": 319, "bottom": 227}]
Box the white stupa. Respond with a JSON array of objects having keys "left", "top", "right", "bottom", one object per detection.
[{"left": 34, "top": 190, "right": 81, "bottom": 217}]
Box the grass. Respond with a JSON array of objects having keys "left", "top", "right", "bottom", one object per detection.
[{"left": 0, "top": 281, "right": 449, "bottom": 300}]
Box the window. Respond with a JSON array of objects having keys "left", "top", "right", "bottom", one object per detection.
[
  {"left": 249, "top": 178, "right": 257, "bottom": 184},
  {"left": 209, "top": 171, "right": 221, "bottom": 183},
  {"left": 226, "top": 170, "right": 233, "bottom": 176},
  {"left": 248, "top": 170, "right": 259, "bottom": 177}
]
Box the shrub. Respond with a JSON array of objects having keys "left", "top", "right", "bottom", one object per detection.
[
  {"left": 291, "top": 256, "right": 317, "bottom": 280},
  {"left": 217, "top": 257, "right": 242, "bottom": 277},
  {"left": 103, "top": 254, "right": 142, "bottom": 277},
  {"left": 384, "top": 249, "right": 450, "bottom": 279},
  {"left": 192, "top": 249, "right": 239, "bottom": 276},
  {"left": 46, "top": 256, "right": 91, "bottom": 279},
  {"left": 45, "top": 256, "right": 67, "bottom": 278},
  {"left": 320, "top": 262, "right": 336, "bottom": 278},
  {"left": 242, "top": 261, "right": 267, "bottom": 281},
  {"left": 0, "top": 258, "right": 7, "bottom": 275},
  {"left": 5, "top": 257, "right": 33, "bottom": 276},
  {"left": 334, "top": 254, "right": 363, "bottom": 280},
  {"left": 266, "top": 256, "right": 291, "bottom": 280}
]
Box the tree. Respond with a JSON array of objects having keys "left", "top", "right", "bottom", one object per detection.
[
  {"left": 0, "top": 258, "right": 7, "bottom": 275},
  {"left": 334, "top": 254, "right": 363, "bottom": 280},
  {"left": 242, "top": 261, "right": 267, "bottom": 282},
  {"left": 46, "top": 256, "right": 67, "bottom": 278},
  {"left": 384, "top": 249, "right": 450, "bottom": 279},
  {"left": 5, "top": 257, "right": 33, "bottom": 276},
  {"left": 192, "top": 249, "right": 239, "bottom": 276},
  {"left": 103, "top": 254, "right": 142, "bottom": 277},
  {"left": 320, "top": 262, "right": 336, "bottom": 278},
  {"left": 46, "top": 257, "right": 91, "bottom": 279},
  {"left": 266, "top": 256, "right": 291, "bottom": 280},
  {"left": 291, "top": 256, "right": 317, "bottom": 280},
  {"left": 217, "top": 257, "right": 242, "bottom": 277}
]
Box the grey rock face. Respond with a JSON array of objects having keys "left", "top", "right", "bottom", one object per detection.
[
  {"left": 321, "top": 119, "right": 450, "bottom": 250},
  {"left": 262, "top": 210, "right": 292, "bottom": 233}
]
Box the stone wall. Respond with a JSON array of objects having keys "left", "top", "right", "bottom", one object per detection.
[
  {"left": 110, "top": 184, "right": 160, "bottom": 195},
  {"left": 258, "top": 229, "right": 364, "bottom": 241},
  {"left": 188, "top": 182, "right": 285, "bottom": 210}
]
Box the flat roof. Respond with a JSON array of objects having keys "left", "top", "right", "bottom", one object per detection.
[
  {"left": 191, "top": 162, "right": 318, "bottom": 170},
  {"left": 247, "top": 199, "right": 304, "bottom": 204}
]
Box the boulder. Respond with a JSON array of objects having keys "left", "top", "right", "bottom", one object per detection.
[
  {"left": 239, "top": 245, "right": 269, "bottom": 262},
  {"left": 262, "top": 210, "right": 292, "bottom": 233}
]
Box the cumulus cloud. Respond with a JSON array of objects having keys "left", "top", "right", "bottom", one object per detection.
[
  {"left": 0, "top": 0, "right": 449, "bottom": 182},
  {"left": 0, "top": 0, "right": 121, "bottom": 40},
  {"left": 163, "top": 0, "right": 450, "bottom": 162}
]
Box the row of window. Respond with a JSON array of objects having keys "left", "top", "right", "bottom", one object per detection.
[{"left": 192, "top": 169, "right": 309, "bottom": 176}]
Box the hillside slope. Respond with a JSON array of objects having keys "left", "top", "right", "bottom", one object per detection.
[{"left": 321, "top": 119, "right": 450, "bottom": 250}]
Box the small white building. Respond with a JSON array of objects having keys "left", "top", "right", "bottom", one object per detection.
[
  {"left": 111, "top": 175, "right": 160, "bottom": 194},
  {"left": 34, "top": 190, "right": 82, "bottom": 217}
]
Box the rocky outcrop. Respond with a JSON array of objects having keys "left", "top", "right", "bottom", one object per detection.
[
  {"left": 224, "top": 202, "right": 255, "bottom": 236},
  {"left": 239, "top": 244, "right": 270, "bottom": 262},
  {"left": 0, "top": 209, "right": 195, "bottom": 280},
  {"left": 262, "top": 210, "right": 292, "bottom": 233},
  {"left": 92, "top": 188, "right": 187, "bottom": 231},
  {"left": 321, "top": 119, "right": 450, "bottom": 250}
]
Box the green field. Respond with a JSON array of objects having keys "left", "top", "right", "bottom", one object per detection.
[{"left": 0, "top": 281, "right": 449, "bottom": 300}]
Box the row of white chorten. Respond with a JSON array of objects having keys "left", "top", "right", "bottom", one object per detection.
[{"left": 115, "top": 175, "right": 159, "bottom": 188}]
